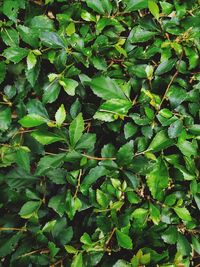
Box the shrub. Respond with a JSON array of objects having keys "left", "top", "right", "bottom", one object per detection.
[{"left": 0, "top": 0, "right": 200, "bottom": 266}]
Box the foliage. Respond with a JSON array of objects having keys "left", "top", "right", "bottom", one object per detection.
[{"left": 0, "top": 0, "right": 200, "bottom": 266}]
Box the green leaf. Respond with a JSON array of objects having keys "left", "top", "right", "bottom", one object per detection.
[
  {"left": 66, "top": 22, "right": 76, "bottom": 36},
  {"left": 31, "top": 131, "right": 64, "bottom": 145},
  {"left": 3, "top": 47, "right": 28, "bottom": 63},
  {"left": 124, "top": 0, "right": 148, "bottom": 11},
  {"left": 26, "top": 60, "right": 41, "bottom": 87},
  {"left": 0, "top": 107, "right": 11, "bottom": 132},
  {"left": 55, "top": 104, "right": 66, "bottom": 126},
  {"left": 30, "top": 15, "right": 54, "bottom": 31},
  {"left": 188, "top": 124, "right": 200, "bottom": 135},
  {"left": 128, "top": 26, "right": 156, "bottom": 43},
  {"left": 19, "top": 114, "right": 48, "bottom": 127},
  {"left": 80, "top": 232, "right": 93, "bottom": 245},
  {"left": 81, "top": 10, "right": 96, "bottom": 22},
  {"left": 124, "top": 122, "right": 137, "bottom": 139},
  {"left": 1, "top": 28, "right": 19, "bottom": 47},
  {"left": 168, "top": 119, "right": 183, "bottom": 138},
  {"left": 116, "top": 229, "right": 133, "bottom": 250},
  {"left": 5, "top": 167, "right": 37, "bottom": 190},
  {"left": 16, "top": 149, "right": 30, "bottom": 173},
  {"left": 0, "top": 232, "right": 22, "bottom": 258},
  {"left": 35, "top": 153, "right": 66, "bottom": 176},
  {"left": 192, "top": 236, "right": 200, "bottom": 254},
  {"left": 71, "top": 253, "right": 83, "bottom": 267},
  {"left": 75, "top": 133, "right": 96, "bottom": 151},
  {"left": 65, "top": 245, "right": 78, "bottom": 254},
  {"left": 117, "top": 141, "right": 134, "bottom": 166},
  {"left": 43, "top": 82, "right": 61, "bottom": 104},
  {"left": 96, "top": 189, "right": 109, "bottom": 207},
  {"left": 40, "top": 31, "right": 66, "bottom": 48},
  {"left": 99, "top": 99, "right": 132, "bottom": 116},
  {"left": 80, "top": 166, "right": 107, "bottom": 194},
  {"left": 48, "top": 242, "right": 60, "bottom": 258},
  {"left": 18, "top": 25, "right": 39, "bottom": 47},
  {"left": 161, "top": 227, "right": 178, "bottom": 245},
  {"left": 159, "top": 108, "right": 173, "bottom": 118},
  {"left": 148, "top": 0, "right": 160, "bottom": 19},
  {"left": 69, "top": 113, "right": 84, "bottom": 147},
  {"left": 0, "top": 62, "right": 6, "bottom": 84},
  {"left": 85, "top": 0, "right": 112, "bottom": 15},
  {"left": 27, "top": 52, "right": 37, "bottom": 70},
  {"left": 3, "top": 0, "right": 22, "bottom": 22},
  {"left": 167, "top": 85, "right": 187, "bottom": 108},
  {"left": 59, "top": 78, "right": 79, "bottom": 96},
  {"left": 48, "top": 194, "right": 66, "bottom": 217},
  {"left": 177, "top": 234, "right": 191, "bottom": 256},
  {"left": 90, "top": 76, "right": 127, "bottom": 100},
  {"left": 177, "top": 140, "right": 197, "bottom": 157},
  {"left": 155, "top": 59, "right": 177, "bottom": 75},
  {"left": 19, "top": 201, "right": 41, "bottom": 219},
  {"left": 148, "top": 130, "right": 174, "bottom": 152},
  {"left": 185, "top": 47, "right": 199, "bottom": 70},
  {"left": 146, "top": 157, "right": 169, "bottom": 200},
  {"left": 149, "top": 203, "right": 160, "bottom": 224},
  {"left": 174, "top": 207, "right": 192, "bottom": 221}
]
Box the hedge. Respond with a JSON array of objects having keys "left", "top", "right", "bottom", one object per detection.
[{"left": 0, "top": 0, "right": 200, "bottom": 266}]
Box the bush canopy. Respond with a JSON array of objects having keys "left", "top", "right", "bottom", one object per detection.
[{"left": 0, "top": 0, "right": 200, "bottom": 266}]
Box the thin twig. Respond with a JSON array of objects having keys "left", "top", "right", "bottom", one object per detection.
[
  {"left": 73, "top": 169, "right": 82, "bottom": 198},
  {"left": 158, "top": 70, "right": 179, "bottom": 110},
  {"left": 50, "top": 259, "right": 63, "bottom": 267},
  {"left": 19, "top": 249, "right": 49, "bottom": 258},
  {"left": 106, "top": 227, "right": 117, "bottom": 246},
  {"left": 0, "top": 227, "right": 27, "bottom": 231},
  {"left": 158, "top": 51, "right": 183, "bottom": 110},
  {"left": 81, "top": 153, "right": 116, "bottom": 161}
]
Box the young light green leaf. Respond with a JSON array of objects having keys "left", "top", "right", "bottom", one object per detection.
[
  {"left": 174, "top": 207, "right": 192, "bottom": 221},
  {"left": 31, "top": 131, "right": 64, "bottom": 145},
  {"left": 27, "top": 52, "right": 37, "bottom": 70},
  {"left": 66, "top": 22, "right": 75, "bottom": 36},
  {"left": 55, "top": 104, "right": 66, "bottom": 127},
  {"left": 71, "top": 253, "right": 83, "bottom": 267},
  {"left": 19, "top": 201, "right": 41, "bottom": 219},
  {"left": 96, "top": 189, "right": 109, "bottom": 207},
  {"left": 148, "top": 0, "right": 160, "bottom": 20},
  {"left": 59, "top": 78, "right": 78, "bottom": 96},
  {"left": 19, "top": 114, "right": 48, "bottom": 127}
]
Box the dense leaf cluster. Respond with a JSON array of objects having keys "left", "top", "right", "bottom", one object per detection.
[{"left": 0, "top": 0, "right": 200, "bottom": 266}]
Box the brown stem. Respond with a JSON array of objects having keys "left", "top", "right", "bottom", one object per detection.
[
  {"left": 106, "top": 227, "right": 117, "bottom": 246},
  {"left": 50, "top": 259, "right": 63, "bottom": 267}
]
